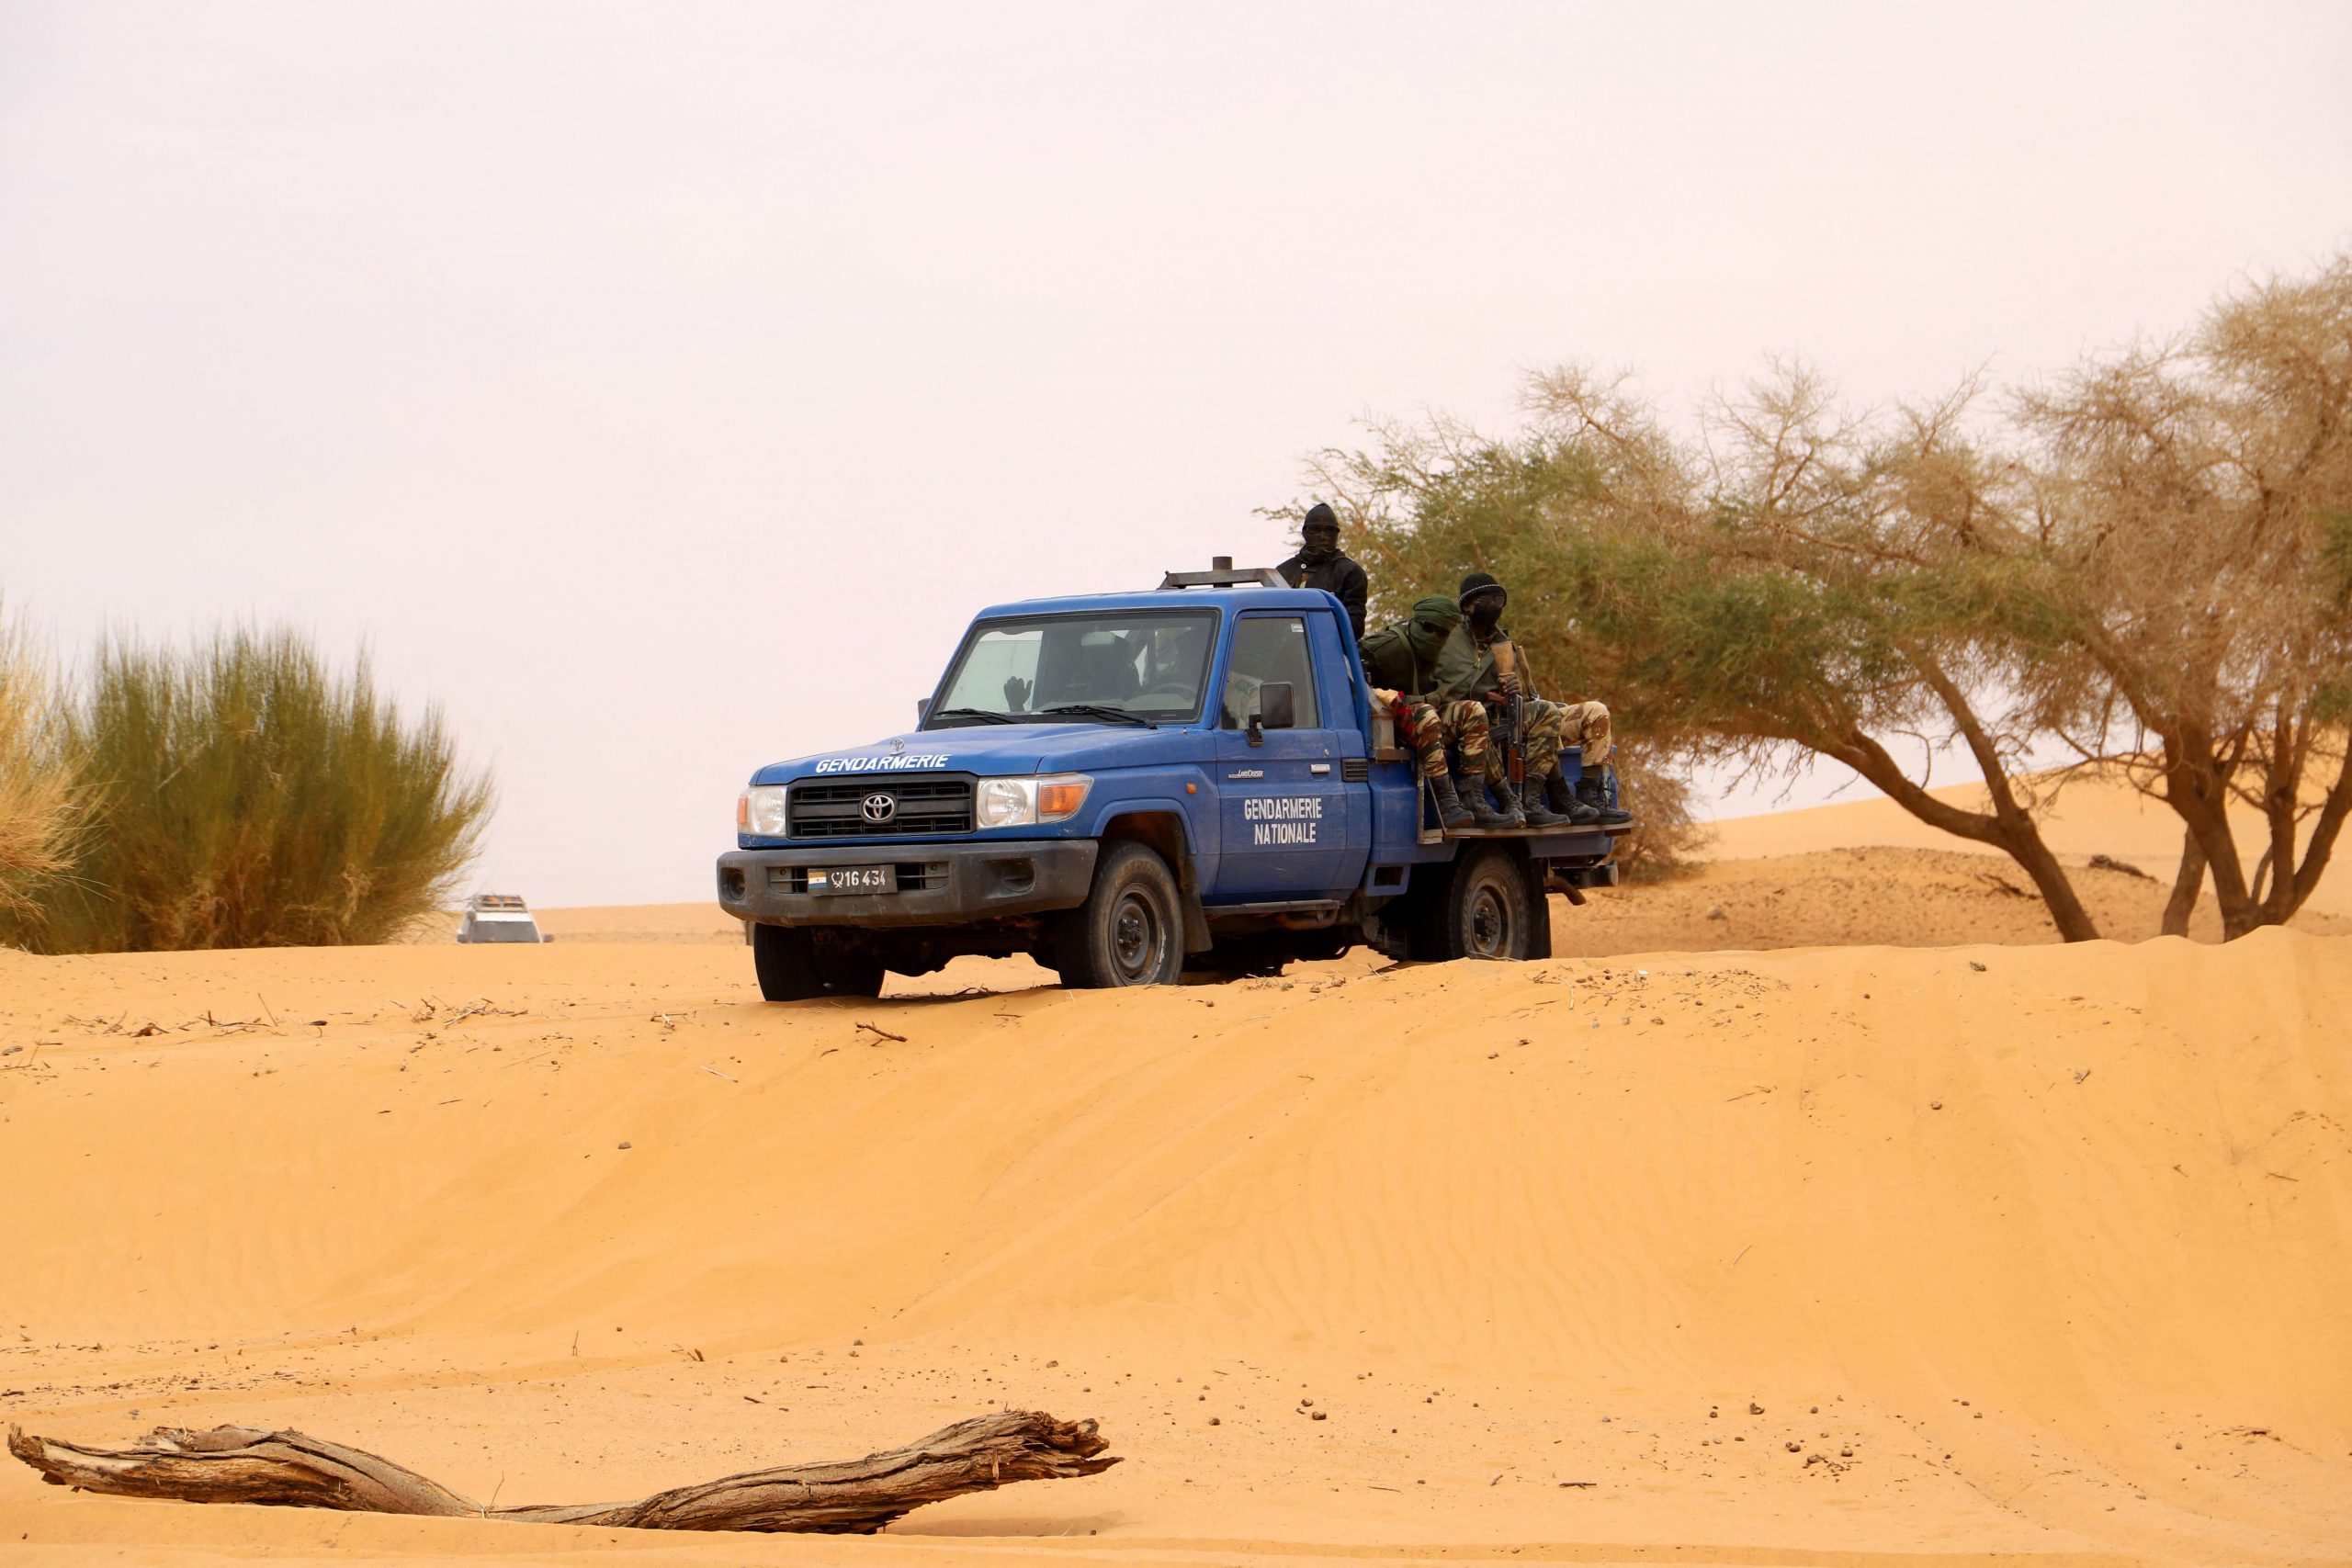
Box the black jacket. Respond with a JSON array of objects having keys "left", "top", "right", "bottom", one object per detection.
[{"left": 1276, "top": 550, "right": 1369, "bottom": 639}]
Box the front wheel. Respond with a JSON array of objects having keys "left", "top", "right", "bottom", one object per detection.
[
  {"left": 752, "top": 924, "right": 886, "bottom": 1001},
  {"left": 1053, "top": 842, "right": 1184, "bottom": 988}
]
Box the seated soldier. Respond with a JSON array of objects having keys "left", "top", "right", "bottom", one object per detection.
[
  {"left": 1358, "top": 595, "right": 1518, "bottom": 829},
  {"left": 1432, "top": 572, "right": 1632, "bottom": 828}
]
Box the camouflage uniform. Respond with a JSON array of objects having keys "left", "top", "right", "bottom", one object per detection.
[
  {"left": 1553, "top": 699, "right": 1611, "bottom": 773},
  {"left": 1519, "top": 696, "right": 1566, "bottom": 781},
  {"left": 1516, "top": 697, "right": 1611, "bottom": 777},
  {"left": 1360, "top": 598, "right": 1498, "bottom": 781},
  {"left": 1392, "top": 697, "right": 1497, "bottom": 783},
  {"left": 1431, "top": 628, "right": 1612, "bottom": 777}
]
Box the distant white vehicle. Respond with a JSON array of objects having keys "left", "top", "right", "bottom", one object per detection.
[{"left": 454, "top": 893, "right": 549, "bottom": 944}]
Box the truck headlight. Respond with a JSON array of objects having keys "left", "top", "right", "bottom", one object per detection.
[
  {"left": 975, "top": 773, "right": 1091, "bottom": 829},
  {"left": 741, "top": 784, "right": 789, "bottom": 836}
]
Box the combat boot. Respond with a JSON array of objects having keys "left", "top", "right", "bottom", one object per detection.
[
  {"left": 1519, "top": 777, "right": 1572, "bottom": 829},
  {"left": 1477, "top": 775, "right": 1528, "bottom": 829},
  {"left": 1458, "top": 771, "right": 1514, "bottom": 831},
  {"left": 1575, "top": 773, "right": 1634, "bottom": 826},
  {"left": 1424, "top": 766, "right": 1476, "bottom": 831},
  {"left": 1545, "top": 773, "right": 1600, "bottom": 826}
]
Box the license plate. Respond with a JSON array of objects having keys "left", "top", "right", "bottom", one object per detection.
[{"left": 807, "top": 865, "right": 895, "bottom": 895}]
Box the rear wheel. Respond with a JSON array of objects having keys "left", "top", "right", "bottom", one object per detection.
[
  {"left": 752, "top": 924, "right": 885, "bottom": 1001},
  {"left": 1054, "top": 842, "right": 1184, "bottom": 988},
  {"left": 1413, "top": 844, "right": 1535, "bottom": 963}
]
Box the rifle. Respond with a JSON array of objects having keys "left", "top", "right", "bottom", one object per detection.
[{"left": 1491, "top": 639, "right": 1525, "bottom": 789}]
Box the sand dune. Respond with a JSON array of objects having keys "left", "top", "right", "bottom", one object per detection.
[
  {"left": 4, "top": 922, "right": 2347, "bottom": 1565},
  {"left": 1702, "top": 767, "right": 2352, "bottom": 920},
  {"left": 7, "top": 773, "right": 2346, "bottom": 1563},
  {"left": 1563, "top": 845, "right": 2349, "bottom": 953}
]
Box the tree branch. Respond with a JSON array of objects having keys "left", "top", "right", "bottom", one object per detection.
[
  {"left": 7, "top": 1411, "right": 1117, "bottom": 1536},
  {"left": 2289, "top": 738, "right": 2352, "bottom": 915},
  {"left": 2161, "top": 828, "right": 2208, "bottom": 937},
  {"left": 1816, "top": 730, "right": 2004, "bottom": 845}
]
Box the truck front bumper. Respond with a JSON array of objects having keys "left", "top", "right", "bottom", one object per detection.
[{"left": 716, "top": 840, "right": 1101, "bottom": 929}]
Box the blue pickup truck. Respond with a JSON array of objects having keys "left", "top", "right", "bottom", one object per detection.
[{"left": 716, "top": 562, "right": 1628, "bottom": 997}]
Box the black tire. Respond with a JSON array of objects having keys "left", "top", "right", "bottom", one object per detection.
[
  {"left": 1053, "top": 841, "right": 1184, "bottom": 989},
  {"left": 1413, "top": 844, "right": 1535, "bottom": 963},
  {"left": 751, "top": 924, "right": 885, "bottom": 1001}
]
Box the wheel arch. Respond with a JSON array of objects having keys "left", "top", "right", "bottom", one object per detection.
[{"left": 1099, "top": 807, "right": 1212, "bottom": 952}]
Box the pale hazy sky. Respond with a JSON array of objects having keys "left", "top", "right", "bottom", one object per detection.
[{"left": 3, "top": 3, "right": 2347, "bottom": 905}]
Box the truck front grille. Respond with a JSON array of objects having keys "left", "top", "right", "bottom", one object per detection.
[{"left": 787, "top": 775, "right": 976, "bottom": 838}]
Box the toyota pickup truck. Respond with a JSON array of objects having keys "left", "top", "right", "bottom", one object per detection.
[{"left": 716, "top": 562, "right": 1628, "bottom": 997}]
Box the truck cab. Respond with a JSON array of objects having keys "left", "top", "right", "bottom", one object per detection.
[{"left": 716, "top": 565, "right": 1625, "bottom": 997}]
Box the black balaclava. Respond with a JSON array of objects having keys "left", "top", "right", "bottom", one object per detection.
[
  {"left": 1299, "top": 502, "right": 1340, "bottom": 565},
  {"left": 1464, "top": 587, "right": 1507, "bottom": 637}
]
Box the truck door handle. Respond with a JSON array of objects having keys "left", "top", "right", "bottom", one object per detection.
[{"left": 1309, "top": 762, "right": 1331, "bottom": 776}]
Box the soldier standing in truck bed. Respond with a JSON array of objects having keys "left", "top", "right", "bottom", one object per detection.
[
  {"left": 1359, "top": 595, "right": 1519, "bottom": 830},
  {"left": 1276, "top": 502, "right": 1369, "bottom": 639}
]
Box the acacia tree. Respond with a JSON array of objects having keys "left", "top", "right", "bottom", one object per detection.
[
  {"left": 1306, "top": 257, "right": 2352, "bottom": 941},
  {"left": 1311, "top": 367, "right": 2106, "bottom": 934},
  {"left": 1307, "top": 257, "right": 2352, "bottom": 942},
  {"left": 1301, "top": 414, "right": 1706, "bottom": 878},
  {"left": 2017, "top": 255, "right": 2352, "bottom": 938}
]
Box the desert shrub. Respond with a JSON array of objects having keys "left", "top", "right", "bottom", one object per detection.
[
  {"left": 7, "top": 627, "right": 491, "bottom": 953},
  {"left": 0, "top": 605, "right": 78, "bottom": 924}
]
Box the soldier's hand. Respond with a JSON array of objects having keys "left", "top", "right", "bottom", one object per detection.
[{"left": 1002, "top": 676, "right": 1032, "bottom": 712}]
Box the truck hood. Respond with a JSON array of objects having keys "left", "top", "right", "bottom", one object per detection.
[{"left": 751, "top": 724, "right": 1206, "bottom": 785}]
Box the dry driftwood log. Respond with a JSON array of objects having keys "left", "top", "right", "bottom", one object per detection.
[{"left": 6, "top": 1409, "right": 1115, "bottom": 1535}]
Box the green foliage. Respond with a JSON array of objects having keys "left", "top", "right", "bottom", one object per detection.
[
  {"left": 1606, "top": 745, "right": 1708, "bottom": 882},
  {"left": 1319, "top": 435, "right": 1712, "bottom": 875},
  {"left": 0, "top": 603, "right": 79, "bottom": 919},
  {"left": 3, "top": 627, "right": 491, "bottom": 953},
  {"left": 2324, "top": 511, "right": 2352, "bottom": 612},
  {"left": 2317, "top": 514, "right": 2352, "bottom": 727},
  {"left": 1297, "top": 369, "right": 2105, "bottom": 901}
]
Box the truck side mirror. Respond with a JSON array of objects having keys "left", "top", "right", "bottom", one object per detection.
[
  {"left": 914, "top": 697, "right": 933, "bottom": 726},
  {"left": 1249, "top": 682, "right": 1296, "bottom": 745}
]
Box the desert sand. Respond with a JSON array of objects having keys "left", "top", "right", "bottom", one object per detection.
[{"left": 3, "top": 782, "right": 2348, "bottom": 1566}]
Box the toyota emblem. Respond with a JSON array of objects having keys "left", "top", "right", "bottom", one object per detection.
[{"left": 860, "top": 792, "right": 897, "bottom": 824}]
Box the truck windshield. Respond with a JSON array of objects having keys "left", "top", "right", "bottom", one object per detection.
[{"left": 931, "top": 611, "right": 1218, "bottom": 727}]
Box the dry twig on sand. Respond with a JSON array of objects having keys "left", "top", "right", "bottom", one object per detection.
[{"left": 7, "top": 1410, "right": 1116, "bottom": 1536}]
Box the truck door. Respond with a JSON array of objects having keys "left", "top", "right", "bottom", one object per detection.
[{"left": 1208, "top": 610, "right": 1353, "bottom": 901}]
